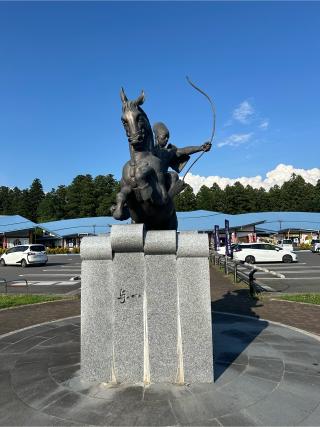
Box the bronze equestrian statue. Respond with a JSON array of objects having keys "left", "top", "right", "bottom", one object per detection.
[{"left": 111, "top": 88, "right": 211, "bottom": 230}]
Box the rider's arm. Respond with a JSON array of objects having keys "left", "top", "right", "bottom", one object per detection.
[{"left": 175, "top": 142, "right": 211, "bottom": 156}]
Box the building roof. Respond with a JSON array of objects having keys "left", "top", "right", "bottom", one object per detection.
[
  {"left": 38, "top": 211, "right": 264, "bottom": 236},
  {"left": 4, "top": 211, "right": 320, "bottom": 238},
  {"left": 177, "top": 211, "right": 267, "bottom": 231},
  {"left": 38, "top": 216, "right": 131, "bottom": 238},
  {"left": 232, "top": 211, "right": 320, "bottom": 233},
  {"left": 0, "top": 215, "right": 37, "bottom": 233}
]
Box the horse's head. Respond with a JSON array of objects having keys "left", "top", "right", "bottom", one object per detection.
[{"left": 120, "top": 88, "right": 154, "bottom": 151}]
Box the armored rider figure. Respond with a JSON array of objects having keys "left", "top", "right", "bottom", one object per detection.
[{"left": 152, "top": 121, "right": 211, "bottom": 199}]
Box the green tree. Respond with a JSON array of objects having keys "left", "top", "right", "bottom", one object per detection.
[
  {"left": 94, "top": 174, "right": 120, "bottom": 216},
  {"left": 0, "top": 186, "right": 10, "bottom": 214},
  {"left": 174, "top": 185, "right": 197, "bottom": 211},
  {"left": 28, "top": 178, "right": 45, "bottom": 221},
  {"left": 268, "top": 185, "right": 282, "bottom": 211},
  {"left": 223, "top": 182, "right": 250, "bottom": 214},
  {"left": 196, "top": 183, "right": 225, "bottom": 212},
  {"left": 66, "top": 175, "right": 96, "bottom": 218},
  {"left": 279, "top": 174, "right": 311, "bottom": 211},
  {"left": 196, "top": 185, "right": 213, "bottom": 211}
]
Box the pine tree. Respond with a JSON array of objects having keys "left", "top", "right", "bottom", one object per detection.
[
  {"left": 174, "top": 185, "right": 197, "bottom": 211},
  {"left": 94, "top": 174, "right": 120, "bottom": 216},
  {"left": 28, "top": 178, "right": 45, "bottom": 221},
  {"left": 66, "top": 175, "right": 96, "bottom": 218}
]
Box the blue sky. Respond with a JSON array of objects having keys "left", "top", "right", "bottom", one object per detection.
[{"left": 0, "top": 1, "right": 319, "bottom": 192}]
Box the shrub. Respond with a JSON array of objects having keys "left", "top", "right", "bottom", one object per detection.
[
  {"left": 46, "top": 247, "right": 70, "bottom": 254},
  {"left": 298, "top": 243, "right": 311, "bottom": 250},
  {"left": 72, "top": 247, "right": 80, "bottom": 254}
]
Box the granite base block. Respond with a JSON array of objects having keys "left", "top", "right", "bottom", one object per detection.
[{"left": 80, "top": 225, "right": 213, "bottom": 384}]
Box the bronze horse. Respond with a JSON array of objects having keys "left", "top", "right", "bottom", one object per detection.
[
  {"left": 112, "top": 89, "right": 211, "bottom": 230},
  {"left": 112, "top": 88, "right": 178, "bottom": 230}
]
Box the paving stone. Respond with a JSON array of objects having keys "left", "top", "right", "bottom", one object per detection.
[
  {"left": 246, "top": 356, "right": 284, "bottom": 382},
  {"left": 44, "top": 392, "right": 115, "bottom": 426},
  {"left": 182, "top": 418, "right": 221, "bottom": 426},
  {"left": 284, "top": 361, "right": 320, "bottom": 376},
  {"left": 218, "top": 373, "right": 278, "bottom": 407},
  {"left": 102, "top": 399, "right": 178, "bottom": 426},
  {"left": 133, "top": 400, "right": 178, "bottom": 426},
  {"left": 93, "top": 383, "right": 144, "bottom": 401},
  {"left": 0, "top": 335, "right": 50, "bottom": 354},
  {"left": 218, "top": 409, "right": 264, "bottom": 426},
  {"left": 299, "top": 404, "right": 320, "bottom": 426},
  {"left": 49, "top": 363, "right": 80, "bottom": 383},
  {"left": 169, "top": 390, "right": 242, "bottom": 425},
  {"left": 214, "top": 362, "right": 247, "bottom": 385},
  {"left": 143, "top": 383, "right": 192, "bottom": 401},
  {"left": 247, "top": 388, "right": 319, "bottom": 426},
  {"left": 278, "top": 371, "right": 320, "bottom": 405}
]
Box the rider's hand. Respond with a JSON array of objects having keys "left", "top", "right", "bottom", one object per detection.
[{"left": 202, "top": 142, "right": 212, "bottom": 152}]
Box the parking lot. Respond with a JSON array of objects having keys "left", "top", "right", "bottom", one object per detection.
[
  {"left": 1, "top": 250, "right": 320, "bottom": 296},
  {"left": 237, "top": 250, "right": 320, "bottom": 293},
  {"left": 0, "top": 254, "right": 81, "bottom": 295}
]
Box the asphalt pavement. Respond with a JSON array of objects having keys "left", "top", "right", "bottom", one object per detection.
[
  {"left": 1, "top": 251, "right": 320, "bottom": 296},
  {"left": 0, "top": 254, "right": 81, "bottom": 295},
  {"left": 237, "top": 250, "right": 320, "bottom": 293}
]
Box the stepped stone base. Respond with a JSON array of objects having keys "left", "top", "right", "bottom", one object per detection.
[{"left": 80, "top": 224, "right": 213, "bottom": 384}]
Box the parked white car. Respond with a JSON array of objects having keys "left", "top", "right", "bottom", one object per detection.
[
  {"left": 216, "top": 244, "right": 236, "bottom": 255},
  {"left": 233, "top": 243, "right": 297, "bottom": 264},
  {"left": 311, "top": 239, "right": 320, "bottom": 253},
  {"left": 279, "top": 239, "right": 294, "bottom": 252},
  {"left": 0, "top": 244, "right": 48, "bottom": 268}
]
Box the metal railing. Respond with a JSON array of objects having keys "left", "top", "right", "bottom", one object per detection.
[
  {"left": 0, "top": 278, "right": 29, "bottom": 294},
  {"left": 210, "top": 252, "right": 284, "bottom": 297}
]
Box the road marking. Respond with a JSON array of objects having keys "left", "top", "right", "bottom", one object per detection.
[
  {"left": 55, "top": 281, "right": 80, "bottom": 286},
  {"left": 43, "top": 269, "right": 80, "bottom": 272},
  {"left": 19, "top": 273, "right": 77, "bottom": 277},
  {"left": 28, "top": 281, "right": 80, "bottom": 286},
  {"left": 29, "top": 281, "right": 59, "bottom": 286},
  {"left": 257, "top": 263, "right": 307, "bottom": 267},
  {"left": 257, "top": 277, "right": 320, "bottom": 280},
  {"left": 59, "top": 265, "right": 81, "bottom": 267},
  {"left": 254, "top": 270, "right": 320, "bottom": 277}
]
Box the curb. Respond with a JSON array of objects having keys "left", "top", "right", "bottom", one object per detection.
[
  {"left": 0, "top": 297, "right": 79, "bottom": 312},
  {"left": 270, "top": 298, "right": 320, "bottom": 308},
  {"left": 0, "top": 315, "right": 80, "bottom": 340}
]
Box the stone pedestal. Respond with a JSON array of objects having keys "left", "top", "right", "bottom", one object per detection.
[{"left": 80, "top": 224, "right": 213, "bottom": 384}]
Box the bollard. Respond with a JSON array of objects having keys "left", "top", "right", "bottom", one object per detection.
[
  {"left": 248, "top": 269, "right": 258, "bottom": 298},
  {"left": 234, "top": 263, "right": 238, "bottom": 283}
]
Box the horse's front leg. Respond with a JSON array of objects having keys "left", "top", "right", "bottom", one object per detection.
[{"left": 111, "top": 183, "right": 131, "bottom": 220}]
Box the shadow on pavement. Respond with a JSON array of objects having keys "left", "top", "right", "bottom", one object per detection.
[{"left": 212, "top": 289, "right": 268, "bottom": 380}]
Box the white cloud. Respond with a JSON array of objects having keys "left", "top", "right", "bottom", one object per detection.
[
  {"left": 217, "top": 133, "right": 253, "bottom": 148},
  {"left": 184, "top": 164, "right": 320, "bottom": 194},
  {"left": 233, "top": 101, "right": 254, "bottom": 124},
  {"left": 259, "top": 119, "right": 269, "bottom": 130}
]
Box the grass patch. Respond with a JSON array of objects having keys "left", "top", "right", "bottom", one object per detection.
[
  {"left": 0, "top": 294, "right": 64, "bottom": 309},
  {"left": 276, "top": 294, "right": 320, "bottom": 305}
]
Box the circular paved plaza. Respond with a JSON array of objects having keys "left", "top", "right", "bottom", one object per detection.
[{"left": 0, "top": 313, "right": 320, "bottom": 426}]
